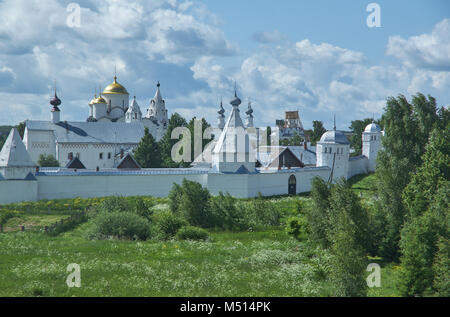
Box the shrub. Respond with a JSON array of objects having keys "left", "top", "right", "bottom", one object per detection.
[
  {"left": 176, "top": 226, "right": 209, "bottom": 241},
  {"left": 88, "top": 211, "right": 150, "bottom": 240},
  {"left": 98, "top": 196, "right": 130, "bottom": 213},
  {"left": 151, "top": 211, "right": 186, "bottom": 240},
  {"left": 209, "top": 192, "right": 248, "bottom": 231},
  {"left": 0, "top": 210, "right": 18, "bottom": 225},
  {"left": 169, "top": 180, "right": 214, "bottom": 228},
  {"left": 130, "top": 196, "right": 154, "bottom": 220},
  {"left": 285, "top": 216, "right": 308, "bottom": 241}
]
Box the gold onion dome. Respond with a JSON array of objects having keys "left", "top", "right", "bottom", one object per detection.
[
  {"left": 102, "top": 76, "right": 129, "bottom": 95},
  {"left": 94, "top": 95, "right": 107, "bottom": 104}
]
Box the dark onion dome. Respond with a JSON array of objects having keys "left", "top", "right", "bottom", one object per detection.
[
  {"left": 50, "top": 91, "right": 61, "bottom": 107},
  {"left": 218, "top": 101, "right": 225, "bottom": 115},
  {"left": 230, "top": 91, "right": 241, "bottom": 107},
  {"left": 245, "top": 102, "right": 253, "bottom": 117}
]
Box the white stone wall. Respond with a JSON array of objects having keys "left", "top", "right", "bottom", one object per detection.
[
  {"left": 347, "top": 156, "right": 369, "bottom": 179},
  {"left": 0, "top": 163, "right": 339, "bottom": 204},
  {"left": 0, "top": 180, "right": 37, "bottom": 203},
  {"left": 36, "top": 173, "right": 208, "bottom": 200}
]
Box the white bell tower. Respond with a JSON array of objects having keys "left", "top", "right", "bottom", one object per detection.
[{"left": 362, "top": 122, "right": 382, "bottom": 172}]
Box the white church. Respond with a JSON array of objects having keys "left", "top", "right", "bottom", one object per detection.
[
  {"left": 0, "top": 76, "right": 383, "bottom": 204},
  {"left": 23, "top": 76, "right": 168, "bottom": 169}
]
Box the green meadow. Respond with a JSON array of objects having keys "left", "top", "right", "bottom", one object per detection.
[{"left": 0, "top": 174, "right": 399, "bottom": 297}]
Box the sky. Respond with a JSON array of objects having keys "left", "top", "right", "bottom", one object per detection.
[{"left": 0, "top": 0, "right": 449, "bottom": 130}]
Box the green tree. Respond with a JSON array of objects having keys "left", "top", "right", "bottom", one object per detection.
[
  {"left": 375, "top": 94, "right": 442, "bottom": 261},
  {"left": 403, "top": 125, "right": 450, "bottom": 219},
  {"left": 328, "top": 179, "right": 369, "bottom": 297},
  {"left": 433, "top": 236, "right": 450, "bottom": 296},
  {"left": 398, "top": 210, "right": 442, "bottom": 296},
  {"left": 398, "top": 125, "right": 449, "bottom": 296},
  {"left": 134, "top": 127, "right": 161, "bottom": 168},
  {"left": 16, "top": 121, "right": 25, "bottom": 139},
  {"left": 159, "top": 113, "right": 188, "bottom": 168},
  {"left": 169, "top": 179, "right": 213, "bottom": 228},
  {"left": 37, "top": 154, "right": 60, "bottom": 167},
  {"left": 280, "top": 131, "right": 304, "bottom": 146},
  {"left": 311, "top": 121, "right": 326, "bottom": 145},
  {"left": 307, "top": 177, "right": 331, "bottom": 248}
]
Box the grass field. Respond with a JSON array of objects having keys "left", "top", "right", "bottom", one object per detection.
[{"left": 0, "top": 174, "right": 400, "bottom": 297}]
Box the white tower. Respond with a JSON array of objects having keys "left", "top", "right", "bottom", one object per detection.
[
  {"left": 217, "top": 99, "right": 225, "bottom": 129},
  {"left": 126, "top": 96, "right": 142, "bottom": 123},
  {"left": 316, "top": 119, "right": 350, "bottom": 182},
  {"left": 362, "top": 122, "right": 382, "bottom": 172},
  {"left": 147, "top": 82, "right": 168, "bottom": 129},
  {"left": 92, "top": 94, "right": 108, "bottom": 121},
  {"left": 212, "top": 89, "right": 255, "bottom": 173},
  {"left": 245, "top": 100, "right": 254, "bottom": 128}
]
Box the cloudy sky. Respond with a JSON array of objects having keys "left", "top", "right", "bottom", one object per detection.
[{"left": 0, "top": 0, "right": 449, "bottom": 130}]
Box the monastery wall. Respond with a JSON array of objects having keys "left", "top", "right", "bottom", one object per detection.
[
  {"left": 347, "top": 156, "right": 369, "bottom": 179},
  {"left": 36, "top": 173, "right": 208, "bottom": 200},
  {"left": 0, "top": 180, "right": 38, "bottom": 204}
]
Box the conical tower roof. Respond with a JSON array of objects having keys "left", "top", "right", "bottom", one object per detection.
[{"left": 0, "top": 128, "right": 35, "bottom": 167}]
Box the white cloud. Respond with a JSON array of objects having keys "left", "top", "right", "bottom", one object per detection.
[{"left": 387, "top": 19, "right": 450, "bottom": 70}]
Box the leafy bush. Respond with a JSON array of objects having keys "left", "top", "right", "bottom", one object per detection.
[
  {"left": 130, "top": 196, "right": 154, "bottom": 220},
  {"left": 151, "top": 210, "right": 187, "bottom": 240},
  {"left": 87, "top": 211, "right": 150, "bottom": 240},
  {"left": 209, "top": 193, "right": 248, "bottom": 231},
  {"left": 98, "top": 196, "right": 130, "bottom": 213},
  {"left": 285, "top": 216, "right": 308, "bottom": 241},
  {"left": 0, "top": 210, "right": 18, "bottom": 225},
  {"left": 169, "top": 180, "right": 214, "bottom": 228},
  {"left": 176, "top": 226, "right": 209, "bottom": 241}
]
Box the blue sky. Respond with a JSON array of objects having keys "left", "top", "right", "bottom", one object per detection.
[{"left": 0, "top": 0, "right": 449, "bottom": 130}]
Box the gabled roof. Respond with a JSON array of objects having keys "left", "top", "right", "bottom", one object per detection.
[
  {"left": 115, "top": 153, "right": 141, "bottom": 169},
  {"left": 65, "top": 157, "right": 86, "bottom": 169},
  {"left": 235, "top": 165, "right": 250, "bottom": 174},
  {"left": 0, "top": 128, "right": 35, "bottom": 167}
]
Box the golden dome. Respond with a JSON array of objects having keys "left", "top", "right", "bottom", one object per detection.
[
  {"left": 94, "top": 95, "right": 107, "bottom": 104},
  {"left": 89, "top": 96, "right": 97, "bottom": 105},
  {"left": 102, "top": 76, "right": 129, "bottom": 95}
]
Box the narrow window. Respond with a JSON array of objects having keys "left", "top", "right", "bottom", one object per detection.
[
  {"left": 108, "top": 153, "right": 111, "bottom": 159},
  {"left": 99, "top": 153, "right": 103, "bottom": 160}
]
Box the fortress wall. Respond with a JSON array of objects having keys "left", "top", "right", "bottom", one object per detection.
[
  {"left": 36, "top": 173, "right": 208, "bottom": 200},
  {"left": 347, "top": 156, "right": 369, "bottom": 179},
  {"left": 0, "top": 180, "right": 38, "bottom": 204}
]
